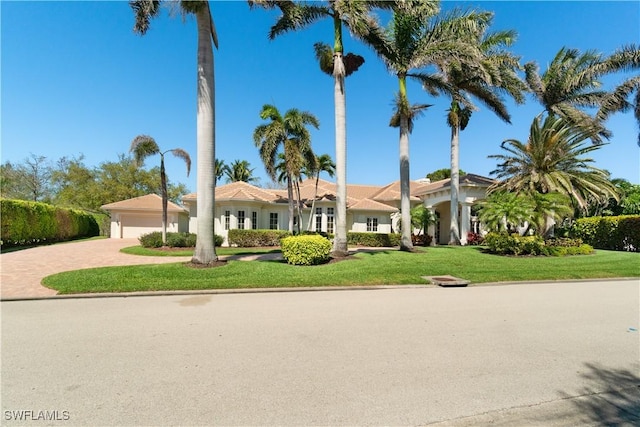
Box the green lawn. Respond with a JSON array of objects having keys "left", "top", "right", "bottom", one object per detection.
[
  {"left": 119, "top": 246, "right": 281, "bottom": 257},
  {"left": 43, "top": 246, "right": 640, "bottom": 294}
]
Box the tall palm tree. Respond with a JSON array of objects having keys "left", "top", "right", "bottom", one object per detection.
[
  {"left": 223, "top": 159, "right": 258, "bottom": 183},
  {"left": 489, "top": 114, "right": 619, "bottom": 214},
  {"left": 131, "top": 0, "right": 218, "bottom": 264},
  {"left": 596, "top": 44, "right": 640, "bottom": 145},
  {"left": 305, "top": 153, "right": 336, "bottom": 231},
  {"left": 523, "top": 46, "right": 639, "bottom": 145},
  {"left": 357, "top": 3, "right": 489, "bottom": 250},
  {"left": 249, "top": 0, "right": 394, "bottom": 256},
  {"left": 437, "top": 27, "right": 527, "bottom": 244},
  {"left": 130, "top": 135, "right": 191, "bottom": 245},
  {"left": 253, "top": 104, "right": 319, "bottom": 233}
]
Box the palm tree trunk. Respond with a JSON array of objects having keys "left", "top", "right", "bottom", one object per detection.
[
  {"left": 295, "top": 178, "right": 302, "bottom": 234},
  {"left": 160, "top": 157, "right": 168, "bottom": 245},
  {"left": 307, "top": 174, "right": 320, "bottom": 231},
  {"left": 286, "top": 174, "right": 294, "bottom": 233},
  {"left": 192, "top": 7, "right": 217, "bottom": 264},
  {"left": 449, "top": 123, "right": 461, "bottom": 245},
  {"left": 398, "top": 77, "right": 413, "bottom": 251},
  {"left": 332, "top": 17, "right": 348, "bottom": 257}
]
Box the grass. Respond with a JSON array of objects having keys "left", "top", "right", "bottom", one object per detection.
[
  {"left": 43, "top": 246, "right": 640, "bottom": 294},
  {"left": 119, "top": 246, "right": 281, "bottom": 257}
]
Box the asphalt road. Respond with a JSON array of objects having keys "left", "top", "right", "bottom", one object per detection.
[{"left": 2, "top": 280, "right": 639, "bottom": 426}]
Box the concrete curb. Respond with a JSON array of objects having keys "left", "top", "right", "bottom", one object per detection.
[{"left": 2, "top": 277, "right": 637, "bottom": 302}]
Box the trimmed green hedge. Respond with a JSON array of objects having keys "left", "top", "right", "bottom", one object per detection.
[
  {"left": 281, "top": 235, "right": 332, "bottom": 265},
  {"left": 227, "top": 229, "right": 291, "bottom": 247},
  {"left": 139, "top": 231, "right": 222, "bottom": 248},
  {"left": 484, "top": 233, "right": 593, "bottom": 256},
  {"left": 1, "top": 199, "right": 99, "bottom": 247},
  {"left": 571, "top": 215, "right": 640, "bottom": 252},
  {"left": 347, "top": 232, "right": 401, "bottom": 247}
]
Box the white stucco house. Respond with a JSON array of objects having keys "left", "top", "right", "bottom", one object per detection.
[
  {"left": 101, "top": 194, "right": 189, "bottom": 238},
  {"left": 181, "top": 174, "right": 494, "bottom": 245}
]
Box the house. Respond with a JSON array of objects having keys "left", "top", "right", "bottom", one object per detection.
[
  {"left": 181, "top": 174, "right": 494, "bottom": 245},
  {"left": 101, "top": 194, "right": 189, "bottom": 238}
]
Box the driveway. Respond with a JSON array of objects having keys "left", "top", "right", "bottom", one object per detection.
[{"left": 0, "top": 239, "right": 192, "bottom": 299}]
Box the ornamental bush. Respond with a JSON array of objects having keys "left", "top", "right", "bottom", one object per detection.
[
  {"left": 227, "top": 229, "right": 290, "bottom": 247},
  {"left": 484, "top": 232, "right": 593, "bottom": 256},
  {"left": 280, "top": 235, "right": 332, "bottom": 266},
  {"left": 139, "top": 232, "right": 221, "bottom": 248},
  {"left": 571, "top": 215, "right": 640, "bottom": 252},
  {"left": 347, "top": 232, "right": 401, "bottom": 247},
  {"left": 1, "top": 199, "right": 99, "bottom": 247}
]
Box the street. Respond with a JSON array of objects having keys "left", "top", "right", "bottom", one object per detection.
[{"left": 2, "top": 280, "right": 639, "bottom": 426}]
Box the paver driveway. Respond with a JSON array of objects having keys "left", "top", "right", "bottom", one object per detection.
[{"left": 0, "top": 239, "right": 191, "bottom": 299}]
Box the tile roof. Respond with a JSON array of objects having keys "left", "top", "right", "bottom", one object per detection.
[
  {"left": 101, "top": 194, "right": 187, "bottom": 213},
  {"left": 414, "top": 174, "right": 495, "bottom": 195}
]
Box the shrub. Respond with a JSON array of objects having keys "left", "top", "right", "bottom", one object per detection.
[
  {"left": 411, "top": 234, "right": 432, "bottom": 246},
  {"left": 466, "top": 232, "right": 484, "bottom": 245},
  {"left": 1, "top": 199, "right": 99, "bottom": 247},
  {"left": 571, "top": 215, "right": 640, "bottom": 252},
  {"left": 484, "top": 232, "right": 592, "bottom": 256},
  {"left": 347, "top": 232, "right": 401, "bottom": 247},
  {"left": 227, "top": 229, "right": 290, "bottom": 247},
  {"left": 280, "top": 235, "right": 332, "bottom": 265},
  {"left": 138, "top": 232, "right": 220, "bottom": 248}
]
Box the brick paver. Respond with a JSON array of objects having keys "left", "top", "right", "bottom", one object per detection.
[{"left": 0, "top": 239, "right": 191, "bottom": 299}]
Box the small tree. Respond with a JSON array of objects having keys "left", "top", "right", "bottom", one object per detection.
[{"left": 130, "top": 135, "right": 191, "bottom": 245}]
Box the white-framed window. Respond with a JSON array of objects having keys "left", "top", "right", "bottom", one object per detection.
[
  {"left": 252, "top": 211, "right": 258, "bottom": 230},
  {"left": 224, "top": 210, "right": 231, "bottom": 230},
  {"left": 315, "top": 207, "right": 322, "bottom": 232},
  {"left": 238, "top": 210, "right": 245, "bottom": 230},
  {"left": 269, "top": 213, "right": 278, "bottom": 230},
  {"left": 327, "top": 207, "right": 334, "bottom": 234},
  {"left": 366, "top": 217, "right": 378, "bottom": 232}
]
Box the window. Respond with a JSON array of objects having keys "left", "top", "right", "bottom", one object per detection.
[
  {"left": 315, "top": 207, "right": 322, "bottom": 232},
  {"left": 238, "top": 210, "right": 245, "bottom": 230},
  {"left": 252, "top": 212, "right": 258, "bottom": 230},
  {"left": 224, "top": 210, "right": 230, "bottom": 230},
  {"left": 327, "top": 208, "right": 334, "bottom": 234},
  {"left": 366, "top": 217, "right": 378, "bottom": 232},
  {"left": 269, "top": 213, "right": 278, "bottom": 230}
]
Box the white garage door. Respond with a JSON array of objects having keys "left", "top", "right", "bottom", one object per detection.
[{"left": 121, "top": 214, "right": 162, "bottom": 239}]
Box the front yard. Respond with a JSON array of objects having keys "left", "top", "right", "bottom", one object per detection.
[{"left": 42, "top": 246, "right": 640, "bottom": 294}]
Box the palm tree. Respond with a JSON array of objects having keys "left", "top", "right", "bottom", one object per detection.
[
  {"left": 253, "top": 104, "right": 319, "bottom": 233},
  {"left": 437, "top": 26, "right": 527, "bottom": 244},
  {"left": 131, "top": 0, "right": 218, "bottom": 264},
  {"left": 223, "top": 160, "right": 258, "bottom": 184},
  {"left": 476, "top": 191, "right": 534, "bottom": 233},
  {"left": 305, "top": 153, "right": 336, "bottom": 231},
  {"left": 489, "top": 114, "right": 619, "bottom": 215},
  {"left": 596, "top": 44, "right": 640, "bottom": 145},
  {"left": 357, "top": 3, "right": 490, "bottom": 250},
  {"left": 523, "top": 46, "right": 639, "bottom": 144},
  {"left": 130, "top": 135, "right": 191, "bottom": 245},
  {"left": 249, "top": 0, "right": 393, "bottom": 256},
  {"left": 215, "top": 159, "right": 226, "bottom": 183}
]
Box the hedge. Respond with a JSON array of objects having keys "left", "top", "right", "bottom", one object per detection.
[
  {"left": 347, "top": 232, "right": 401, "bottom": 247},
  {"left": 484, "top": 233, "right": 593, "bottom": 256},
  {"left": 281, "top": 235, "right": 332, "bottom": 265},
  {"left": 571, "top": 215, "right": 640, "bottom": 252},
  {"left": 1, "top": 199, "right": 99, "bottom": 247},
  {"left": 139, "top": 232, "right": 222, "bottom": 248},
  {"left": 227, "top": 229, "right": 291, "bottom": 247}
]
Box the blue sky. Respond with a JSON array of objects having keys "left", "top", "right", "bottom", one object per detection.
[{"left": 2, "top": 0, "right": 639, "bottom": 195}]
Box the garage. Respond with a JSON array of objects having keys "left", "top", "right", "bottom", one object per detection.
[{"left": 101, "top": 194, "right": 190, "bottom": 239}]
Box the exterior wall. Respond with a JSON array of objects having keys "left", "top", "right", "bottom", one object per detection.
[
  {"left": 350, "top": 212, "right": 392, "bottom": 233},
  {"left": 108, "top": 210, "right": 188, "bottom": 239}
]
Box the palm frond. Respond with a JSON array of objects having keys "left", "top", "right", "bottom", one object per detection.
[
  {"left": 130, "top": 135, "right": 160, "bottom": 167},
  {"left": 168, "top": 148, "right": 191, "bottom": 176}
]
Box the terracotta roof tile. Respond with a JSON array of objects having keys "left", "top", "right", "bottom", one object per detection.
[{"left": 101, "top": 194, "right": 186, "bottom": 212}]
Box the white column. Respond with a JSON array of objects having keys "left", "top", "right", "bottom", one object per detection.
[
  {"left": 460, "top": 203, "right": 471, "bottom": 245},
  {"left": 426, "top": 206, "right": 436, "bottom": 246}
]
